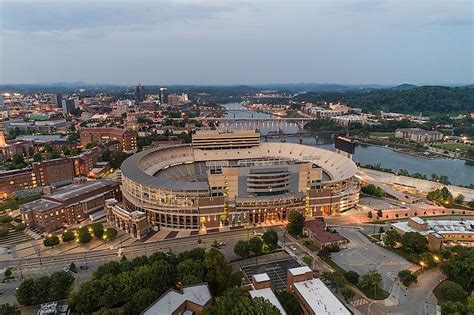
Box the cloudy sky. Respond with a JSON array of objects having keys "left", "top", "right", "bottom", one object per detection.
[{"left": 0, "top": 0, "right": 472, "bottom": 85}]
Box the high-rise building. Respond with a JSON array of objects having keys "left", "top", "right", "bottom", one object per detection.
[
  {"left": 134, "top": 84, "right": 144, "bottom": 105},
  {"left": 0, "top": 95, "right": 4, "bottom": 110},
  {"left": 61, "top": 99, "right": 76, "bottom": 114},
  {"left": 167, "top": 94, "right": 179, "bottom": 106},
  {"left": 52, "top": 93, "right": 63, "bottom": 108},
  {"left": 159, "top": 87, "right": 168, "bottom": 105}
]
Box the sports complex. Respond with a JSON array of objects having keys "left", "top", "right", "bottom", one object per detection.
[{"left": 107, "top": 130, "right": 359, "bottom": 238}]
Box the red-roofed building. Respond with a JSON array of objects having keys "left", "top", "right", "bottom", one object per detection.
[{"left": 304, "top": 219, "right": 347, "bottom": 249}]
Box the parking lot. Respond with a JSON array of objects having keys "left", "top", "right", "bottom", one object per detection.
[
  {"left": 241, "top": 258, "right": 301, "bottom": 291},
  {"left": 331, "top": 228, "right": 413, "bottom": 291}
]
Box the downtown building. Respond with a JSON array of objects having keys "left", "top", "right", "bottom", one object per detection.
[{"left": 108, "top": 130, "right": 359, "bottom": 238}]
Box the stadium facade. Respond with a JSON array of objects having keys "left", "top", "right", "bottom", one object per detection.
[{"left": 106, "top": 130, "right": 359, "bottom": 238}]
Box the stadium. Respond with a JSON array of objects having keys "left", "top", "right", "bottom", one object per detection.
[{"left": 109, "top": 130, "right": 359, "bottom": 237}]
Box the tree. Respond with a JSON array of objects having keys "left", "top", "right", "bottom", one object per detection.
[
  {"left": 90, "top": 223, "right": 104, "bottom": 239},
  {"left": 360, "top": 270, "right": 383, "bottom": 296},
  {"left": 14, "top": 223, "right": 26, "bottom": 232},
  {"left": 77, "top": 227, "right": 92, "bottom": 243},
  {"left": 367, "top": 211, "right": 373, "bottom": 219},
  {"left": 398, "top": 270, "right": 417, "bottom": 287},
  {"left": 49, "top": 271, "right": 75, "bottom": 300},
  {"left": 439, "top": 281, "right": 466, "bottom": 302},
  {"left": 203, "top": 248, "right": 233, "bottom": 295},
  {"left": 276, "top": 291, "right": 301, "bottom": 315},
  {"left": 43, "top": 235, "right": 60, "bottom": 247},
  {"left": 321, "top": 271, "right": 346, "bottom": 293},
  {"left": 16, "top": 279, "right": 36, "bottom": 305},
  {"left": 105, "top": 228, "right": 118, "bottom": 241},
  {"left": 0, "top": 303, "right": 20, "bottom": 315},
  {"left": 33, "top": 152, "right": 43, "bottom": 162},
  {"left": 234, "top": 240, "right": 250, "bottom": 259},
  {"left": 384, "top": 229, "right": 401, "bottom": 248},
  {"left": 287, "top": 212, "right": 304, "bottom": 237},
  {"left": 262, "top": 229, "right": 278, "bottom": 251},
  {"left": 202, "top": 288, "right": 280, "bottom": 315},
  {"left": 377, "top": 209, "right": 383, "bottom": 218},
  {"left": 62, "top": 230, "right": 76, "bottom": 243},
  {"left": 400, "top": 232, "right": 427, "bottom": 253},
  {"left": 69, "top": 262, "right": 78, "bottom": 273},
  {"left": 440, "top": 301, "right": 466, "bottom": 315},
  {"left": 342, "top": 287, "right": 355, "bottom": 301},
  {"left": 467, "top": 291, "right": 474, "bottom": 314},
  {"left": 344, "top": 270, "right": 359, "bottom": 285},
  {"left": 69, "top": 280, "right": 104, "bottom": 313},
  {"left": 128, "top": 288, "right": 158, "bottom": 313},
  {"left": 248, "top": 237, "right": 263, "bottom": 265},
  {"left": 12, "top": 154, "right": 25, "bottom": 165},
  {"left": 177, "top": 258, "right": 204, "bottom": 285},
  {"left": 302, "top": 256, "right": 313, "bottom": 267},
  {"left": 4, "top": 268, "right": 12, "bottom": 278},
  {"left": 454, "top": 194, "right": 465, "bottom": 205},
  {"left": 0, "top": 228, "right": 9, "bottom": 237}
]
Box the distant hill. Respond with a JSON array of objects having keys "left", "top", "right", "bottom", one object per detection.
[
  {"left": 294, "top": 85, "right": 474, "bottom": 115},
  {"left": 390, "top": 84, "right": 417, "bottom": 91}
]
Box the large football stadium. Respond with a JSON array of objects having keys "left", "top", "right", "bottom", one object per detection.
[{"left": 109, "top": 130, "right": 359, "bottom": 236}]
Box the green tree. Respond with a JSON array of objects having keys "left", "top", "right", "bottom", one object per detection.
[
  {"left": 287, "top": 212, "right": 305, "bottom": 237},
  {"left": 4, "top": 268, "right": 12, "bottom": 278},
  {"left": 0, "top": 303, "right": 20, "bottom": 315},
  {"left": 467, "top": 291, "right": 474, "bottom": 314},
  {"left": 14, "top": 223, "right": 26, "bottom": 232},
  {"left": 12, "top": 154, "right": 25, "bottom": 165},
  {"left": 440, "top": 248, "right": 474, "bottom": 289},
  {"left": 203, "top": 248, "right": 233, "bottom": 295},
  {"left": 302, "top": 255, "right": 313, "bottom": 267},
  {"left": 33, "top": 152, "right": 43, "bottom": 162},
  {"left": 384, "top": 229, "right": 401, "bottom": 248},
  {"left": 77, "top": 227, "right": 92, "bottom": 243},
  {"left": 262, "top": 229, "right": 278, "bottom": 251},
  {"left": 276, "top": 291, "right": 301, "bottom": 315},
  {"left": 454, "top": 194, "right": 465, "bottom": 205},
  {"left": 398, "top": 270, "right": 417, "bottom": 287},
  {"left": 69, "top": 280, "right": 104, "bottom": 313},
  {"left": 360, "top": 270, "right": 383, "bottom": 297},
  {"left": 177, "top": 258, "right": 204, "bottom": 285},
  {"left": 90, "top": 223, "right": 104, "bottom": 239},
  {"left": 344, "top": 270, "right": 359, "bottom": 285},
  {"left": 248, "top": 237, "right": 263, "bottom": 265},
  {"left": 69, "top": 262, "right": 78, "bottom": 273},
  {"left": 16, "top": 278, "right": 36, "bottom": 305},
  {"left": 49, "top": 271, "right": 75, "bottom": 300},
  {"left": 0, "top": 228, "right": 8, "bottom": 237},
  {"left": 128, "top": 288, "right": 158, "bottom": 313},
  {"left": 202, "top": 288, "right": 281, "bottom": 315},
  {"left": 342, "top": 287, "right": 355, "bottom": 301},
  {"left": 400, "top": 232, "right": 427, "bottom": 253},
  {"left": 439, "top": 281, "right": 466, "bottom": 302},
  {"left": 105, "top": 228, "right": 118, "bottom": 241},
  {"left": 43, "top": 235, "right": 60, "bottom": 247},
  {"left": 377, "top": 209, "right": 383, "bottom": 218},
  {"left": 367, "top": 211, "right": 373, "bottom": 219},
  {"left": 440, "top": 301, "right": 465, "bottom": 315},
  {"left": 234, "top": 240, "right": 250, "bottom": 259},
  {"left": 321, "top": 271, "right": 346, "bottom": 293},
  {"left": 62, "top": 230, "right": 76, "bottom": 243}
]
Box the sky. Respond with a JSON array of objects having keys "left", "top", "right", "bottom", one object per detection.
[{"left": 0, "top": 0, "right": 473, "bottom": 85}]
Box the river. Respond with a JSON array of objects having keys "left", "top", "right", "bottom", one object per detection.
[{"left": 220, "top": 102, "right": 474, "bottom": 186}]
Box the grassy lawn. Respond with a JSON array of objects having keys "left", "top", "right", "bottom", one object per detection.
[
  {"left": 369, "top": 132, "right": 394, "bottom": 138},
  {"left": 0, "top": 194, "right": 41, "bottom": 211},
  {"left": 434, "top": 143, "right": 472, "bottom": 152},
  {"left": 360, "top": 286, "right": 390, "bottom": 300}
]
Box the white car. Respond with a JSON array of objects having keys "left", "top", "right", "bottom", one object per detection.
[{"left": 289, "top": 245, "right": 297, "bottom": 251}]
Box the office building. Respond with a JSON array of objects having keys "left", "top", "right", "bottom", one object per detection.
[
  {"left": 159, "top": 87, "right": 168, "bottom": 105},
  {"left": 134, "top": 84, "right": 144, "bottom": 105},
  {"left": 61, "top": 99, "right": 76, "bottom": 114},
  {"left": 52, "top": 93, "right": 63, "bottom": 108}
]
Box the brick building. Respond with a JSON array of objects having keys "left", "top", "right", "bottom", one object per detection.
[
  {"left": 21, "top": 179, "right": 121, "bottom": 233},
  {"left": 32, "top": 158, "right": 75, "bottom": 187},
  {"left": 0, "top": 168, "right": 41, "bottom": 200},
  {"left": 80, "top": 127, "right": 137, "bottom": 153}
]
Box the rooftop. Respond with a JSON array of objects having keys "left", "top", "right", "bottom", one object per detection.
[
  {"left": 46, "top": 180, "right": 118, "bottom": 202},
  {"left": 249, "top": 288, "right": 287, "bottom": 315},
  {"left": 288, "top": 266, "right": 312, "bottom": 276},
  {"left": 392, "top": 218, "right": 474, "bottom": 236},
  {"left": 141, "top": 283, "right": 212, "bottom": 315},
  {"left": 293, "top": 278, "right": 350, "bottom": 315},
  {"left": 253, "top": 273, "right": 271, "bottom": 283},
  {"left": 21, "top": 198, "right": 62, "bottom": 213}
]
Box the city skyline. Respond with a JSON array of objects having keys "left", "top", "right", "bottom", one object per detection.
[{"left": 1, "top": 0, "right": 473, "bottom": 85}]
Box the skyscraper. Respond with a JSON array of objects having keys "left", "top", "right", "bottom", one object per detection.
[
  {"left": 52, "top": 93, "right": 63, "bottom": 108},
  {"left": 61, "top": 99, "right": 76, "bottom": 114},
  {"left": 134, "top": 84, "right": 144, "bottom": 105},
  {"left": 159, "top": 87, "right": 168, "bottom": 105}
]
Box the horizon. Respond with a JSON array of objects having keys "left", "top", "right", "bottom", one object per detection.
[{"left": 1, "top": 0, "right": 473, "bottom": 86}]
